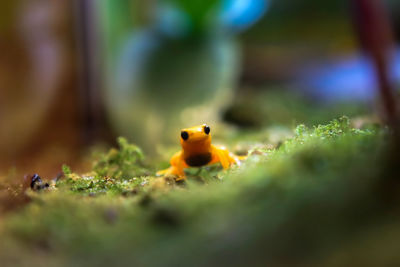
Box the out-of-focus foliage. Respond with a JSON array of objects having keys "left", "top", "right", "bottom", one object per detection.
[
  {"left": 166, "top": 0, "right": 219, "bottom": 32},
  {"left": 224, "top": 89, "right": 370, "bottom": 128}
]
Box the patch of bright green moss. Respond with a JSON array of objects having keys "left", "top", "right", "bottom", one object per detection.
[{"left": 56, "top": 137, "right": 152, "bottom": 196}]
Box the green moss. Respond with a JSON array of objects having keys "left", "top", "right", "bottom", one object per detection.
[
  {"left": 1, "top": 117, "right": 398, "bottom": 266},
  {"left": 55, "top": 137, "right": 154, "bottom": 196},
  {"left": 92, "top": 137, "right": 148, "bottom": 179}
]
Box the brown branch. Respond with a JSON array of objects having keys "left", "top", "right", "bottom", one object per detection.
[{"left": 351, "top": 0, "right": 398, "bottom": 126}]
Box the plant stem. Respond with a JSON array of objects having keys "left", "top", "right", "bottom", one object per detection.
[{"left": 351, "top": 0, "right": 398, "bottom": 126}]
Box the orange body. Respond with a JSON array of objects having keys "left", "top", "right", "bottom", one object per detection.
[{"left": 157, "top": 124, "right": 244, "bottom": 180}]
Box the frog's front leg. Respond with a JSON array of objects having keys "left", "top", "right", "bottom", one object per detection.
[
  {"left": 156, "top": 151, "right": 187, "bottom": 179},
  {"left": 210, "top": 145, "right": 240, "bottom": 169}
]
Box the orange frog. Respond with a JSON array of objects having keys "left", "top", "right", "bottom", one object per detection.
[{"left": 157, "top": 124, "right": 245, "bottom": 180}]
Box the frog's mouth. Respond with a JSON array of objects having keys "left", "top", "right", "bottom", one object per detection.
[{"left": 187, "top": 135, "right": 209, "bottom": 143}]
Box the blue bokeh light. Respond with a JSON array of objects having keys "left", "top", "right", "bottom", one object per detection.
[
  {"left": 299, "top": 48, "right": 400, "bottom": 102},
  {"left": 220, "top": 0, "right": 270, "bottom": 32},
  {"left": 156, "top": 0, "right": 270, "bottom": 37}
]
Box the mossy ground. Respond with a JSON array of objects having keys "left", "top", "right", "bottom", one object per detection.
[{"left": 1, "top": 116, "right": 399, "bottom": 267}]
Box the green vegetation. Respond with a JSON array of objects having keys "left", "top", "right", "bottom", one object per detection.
[
  {"left": 57, "top": 137, "right": 149, "bottom": 196},
  {"left": 1, "top": 117, "right": 399, "bottom": 266}
]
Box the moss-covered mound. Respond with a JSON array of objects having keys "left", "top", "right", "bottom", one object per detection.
[{"left": 1, "top": 117, "right": 399, "bottom": 267}]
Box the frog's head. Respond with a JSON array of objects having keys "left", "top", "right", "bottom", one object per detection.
[{"left": 180, "top": 124, "right": 211, "bottom": 150}]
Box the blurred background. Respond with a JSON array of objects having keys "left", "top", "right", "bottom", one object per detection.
[{"left": 1, "top": 0, "right": 399, "bottom": 177}]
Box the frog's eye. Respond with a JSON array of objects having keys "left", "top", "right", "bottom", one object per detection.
[
  {"left": 204, "top": 125, "right": 210, "bottom": 135},
  {"left": 181, "top": 131, "right": 189, "bottom": 140}
]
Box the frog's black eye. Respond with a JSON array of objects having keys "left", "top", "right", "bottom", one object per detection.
[
  {"left": 204, "top": 125, "right": 210, "bottom": 135},
  {"left": 181, "top": 131, "right": 189, "bottom": 140}
]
